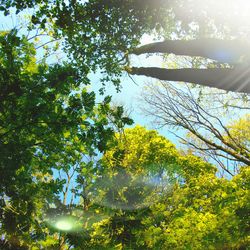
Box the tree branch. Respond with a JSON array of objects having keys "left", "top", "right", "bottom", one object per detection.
[
  {"left": 131, "top": 39, "right": 249, "bottom": 64},
  {"left": 141, "top": 81, "right": 250, "bottom": 168},
  {"left": 129, "top": 66, "right": 250, "bottom": 93}
]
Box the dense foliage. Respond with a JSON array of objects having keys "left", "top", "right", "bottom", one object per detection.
[
  {"left": 0, "top": 1, "right": 249, "bottom": 249},
  {"left": 0, "top": 30, "right": 132, "bottom": 249}
]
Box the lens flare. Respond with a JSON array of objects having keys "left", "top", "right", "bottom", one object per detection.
[
  {"left": 88, "top": 168, "right": 172, "bottom": 210},
  {"left": 55, "top": 219, "right": 73, "bottom": 231},
  {"left": 45, "top": 215, "right": 81, "bottom": 232},
  {"left": 44, "top": 208, "right": 111, "bottom": 233}
]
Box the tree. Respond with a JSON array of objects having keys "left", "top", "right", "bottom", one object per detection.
[
  {"left": 72, "top": 126, "right": 217, "bottom": 249},
  {"left": 70, "top": 125, "right": 181, "bottom": 249},
  {"left": 125, "top": 1, "right": 250, "bottom": 93},
  {"left": 128, "top": 65, "right": 250, "bottom": 93},
  {"left": 0, "top": 29, "right": 133, "bottom": 248},
  {"left": 69, "top": 125, "right": 249, "bottom": 250},
  {"left": 2, "top": 1, "right": 250, "bottom": 93},
  {"left": 141, "top": 81, "right": 250, "bottom": 176},
  {"left": 0, "top": 2, "right": 249, "bottom": 249},
  {"left": 141, "top": 166, "right": 250, "bottom": 249},
  {"left": 128, "top": 38, "right": 250, "bottom": 93}
]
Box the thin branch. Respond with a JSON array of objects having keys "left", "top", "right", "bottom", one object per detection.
[{"left": 35, "top": 38, "right": 61, "bottom": 50}]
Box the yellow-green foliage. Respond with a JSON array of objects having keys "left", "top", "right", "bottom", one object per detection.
[
  {"left": 97, "top": 126, "right": 250, "bottom": 250},
  {"left": 142, "top": 167, "right": 250, "bottom": 250},
  {"left": 102, "top": 125, "right": 178, "bottom": 174},
  {"left": 226, "top": 114, "right": 250, "bottom": 150}
]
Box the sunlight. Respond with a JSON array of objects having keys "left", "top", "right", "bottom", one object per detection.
[
  {"left": 46, "top": 215, "right": 81, "bottom": 232},
  {"left": 140, "top": 34, "right": 156, "bottom": 46},
  {"left": 180, "top": 0, "right": 250, "bottom": 35},
  {"left": 0, "top": 1, "right": 249, "bottom": 248},
  {"left": 210, "top": 0, "right": 250, "bottom": 24},
  {"left": 55, "top": 219, "right": 73, "bottom": 231}
]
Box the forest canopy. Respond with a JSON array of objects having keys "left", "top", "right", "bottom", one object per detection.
[{"left": 0, "top": 1, "right": 249, "bottom": 249}]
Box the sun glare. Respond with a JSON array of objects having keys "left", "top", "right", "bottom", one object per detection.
[
  {"left": 55, "top": 220, "right": 73, "bottom": 231},
  {"left": 45, "top": 215, "right": 81, "bottom": 232},
  {"left": 140, "top": 34, "right": 157, "bottom": 45},
  {"left": 182, "top": 0, "right": 250, "bottom": 33}
]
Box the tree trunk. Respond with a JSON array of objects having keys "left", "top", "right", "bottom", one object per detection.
[
  {"left": 131, "top": 39, "right": 249, "bottom": 63},
  {"left": 129, "top": 66, "right": 250, "bottom": 93}
]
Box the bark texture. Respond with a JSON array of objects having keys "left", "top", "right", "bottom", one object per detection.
[
  {"left": 132, "top": 39, "right": 249, "bottom": 63},
  {"left": 129, "top": 66, "right": 250, "bottom": 93}
]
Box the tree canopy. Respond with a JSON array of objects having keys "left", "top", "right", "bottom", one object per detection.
[
  {"left": 1, "top": 0, "right": 250, "bottom": 92},
  {"left": 0, "top": 29, "right": 132, "bottom": 249},
  {"left": 0, "top": 1, "right": 249, "bottom": 249}
]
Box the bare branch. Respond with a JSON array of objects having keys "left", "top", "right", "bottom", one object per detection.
[{"left": 141, "top": 81, "right": 250, "bottom": 174}]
